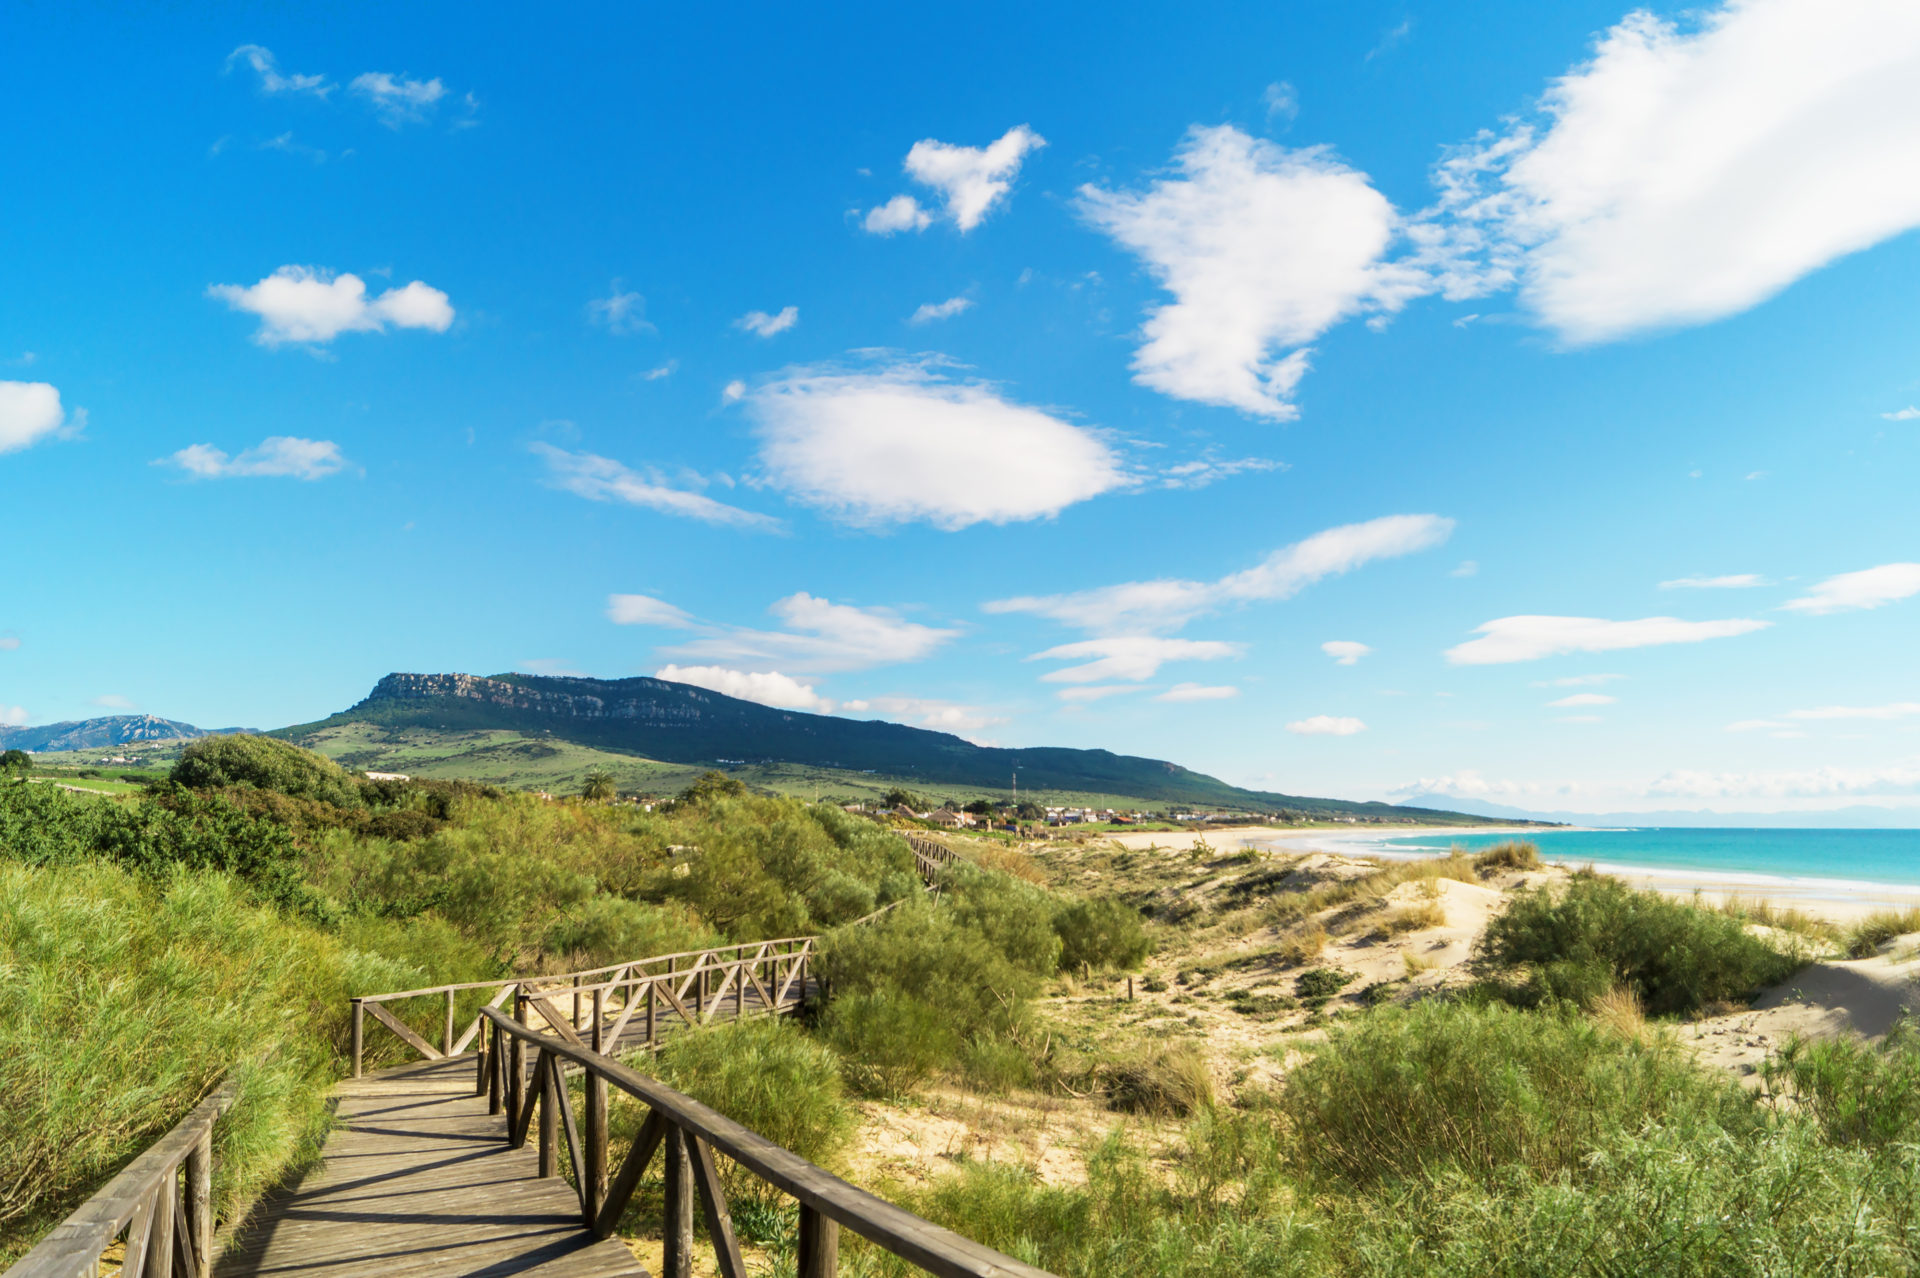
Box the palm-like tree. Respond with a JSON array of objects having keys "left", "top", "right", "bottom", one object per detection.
[{"left": 582, "top": 768, "right": 618, "bottom": 801}]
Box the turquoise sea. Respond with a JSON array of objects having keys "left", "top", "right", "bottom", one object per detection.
[{"left": 1323, "top": 827, "right": 1920, "bottom": 899}]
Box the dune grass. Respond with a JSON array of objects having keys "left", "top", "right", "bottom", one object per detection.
[{"left": 1841, "top": 907, "right": 1920, "bottom": 958}]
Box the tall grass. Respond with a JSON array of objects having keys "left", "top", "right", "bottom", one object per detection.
[
  {"left": 1842, "top": 907, "right": 1920, "bottom": 958},
  {"left": 0, "top": 859, "right": 425, "bottom": 1260}
]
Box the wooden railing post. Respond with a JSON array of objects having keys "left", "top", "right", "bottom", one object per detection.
[
  {"left": 488, "top": 1016, "right": 504, "bottom": 1114},
  {"left": 508, "top": 989, "right": 527, "bottom": 1129},
  {"left": 737, "top": 960, "right": 746, "bottom": 1017},
  {"left": 152, "top": 1167, "right": 177, "bottom": 1278},
  {"left": 538, "top": 1049, "right": 558, "bottom": 1178},
  {"left": 187, "top": 1128, "right": 213, "bottom": 1278},
  {"left": 587, "top": 986, "right": 607, "bottom": 1221},
  {"left": 444, "top": 988, "right": 456, "bottom": 1057},
  {"left": 475, "top": 1015, "right": 489, "bottom": 1096},
  {"left": 350, "top": 998, "right": 364, "bottom": 1078},
  {"left": 799, "top": 1203, "right": 839, "bottom": 1278},
  {"left": 662, "top": 1125, "right": 692, "bottom": 1278},
  {"left": 646, "top": 978, "right": 657, "bottom": 1050}
]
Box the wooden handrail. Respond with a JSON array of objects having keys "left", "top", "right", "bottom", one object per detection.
[
  {"left": 6, "top": 1077, "right": 236, "bottom": 1278},
  {"left": 481, "top": 1007, "right": 1054, "bottom": 1278},
  {"left": 355, "top": 935, "right": 818, "bottom": 1004}
]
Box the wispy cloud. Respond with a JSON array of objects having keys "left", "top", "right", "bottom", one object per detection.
[
  {"left": 1659, "top": 573, "right": 1770, "bottom": 590},
  {"left": 1785, "top": 702, "right": 1920, "bottom": 721},
  {"left": 735, "top": 306, "right": 798, "bottom": 337},
  {"left": 909, "top": 296, "right": 974, "bottom": 325},
  {"left": 1262, "top": 81, "right": 1298, "bottom": 122},
  {"left": 655, "top": 665, "right": 832, "bottom": 713},
  {"left": 988, "top": 514, "right": 1453, "bottom": 635},
  {"left": 1157, "top": 683, "right": 1239, "bottom": 702},
  {"left": 1446, "top": 615, "right": 1769, "bottom": 665},
  {"left": 1533, "top": 673, "right": 1623, "bottom": 688},
  {"left": 225, "top": 45, "right": 332, "bottom": 97},
  {"left": 1882, "top": 406, "right": 1920, "bottom": 421},
  {"left": 1548, "top": 692, "right": 1616, "bottom": 707},
  {"left": 615, "top": 590, "right": 957, "bottom": 675},
  {"left": 161, "top": 436, "right": 349, "bottom": 480},
  {"left": 350, "top": 71, "right": 447, "bottom": 127},
  {"left": 1288, "top": 715, "right": 1365, "bottom": 736},
  {"left": 208, "top": 266, "right": 453, "bottom": 345},
  {"left": 1782, "top": 563, "right": 1920, "bottom": 615},
  {"left": 588, "top": 284, "right": 653, "bottom": 336},
  {"left": 1029, "top": 637, "right": 1241, "bottom": 683},
  {"left": 534, "top": 444, "right": 781, "bottom": 531},
  {"left": 842, "top": 694, "right": 1003, "bottom": 740}
]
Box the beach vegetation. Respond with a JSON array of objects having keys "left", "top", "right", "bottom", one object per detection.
[
  {"left": 1841, "top": 907, "right": 1920, "bottom": 957},
  {"left": 1478, "top": 873, "right": 1802, "bottom": 1014}
]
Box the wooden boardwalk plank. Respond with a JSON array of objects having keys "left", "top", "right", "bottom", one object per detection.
[{"left": 215, "top": 1058, "right": 643, "bottom": 1278}]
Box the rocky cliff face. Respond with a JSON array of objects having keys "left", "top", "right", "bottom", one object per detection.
[{"left": 359, "top": 672, "right": 706, "bottom": 727}]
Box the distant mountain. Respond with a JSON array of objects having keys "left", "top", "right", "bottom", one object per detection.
[
  {"left": 283, "top": 672, "right": 1492, "bottom": 822},
  {"left": 0, "top": 714, "right": 207, "bottom": 753},
  {"left": 1397, "top": 792, "right": 1920, "bottom": 830}
]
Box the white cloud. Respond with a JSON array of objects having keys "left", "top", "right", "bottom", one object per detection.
[
  {"left": 1450, "top": 560, "right": 1479, "bottom": 577},
  {"left": 0, "top": 706, "right": 25, "bottom": 727},
  {"left": 1549, "top": 693, "right": 1617, "bottom": 707},
  {"left": 1882, "top": 406, "right": 1920, "bottom": 421},
  {"left": 656, "top": 592, "right": 957, "bottom": 674},
  {"left": 1660, "top": 573, "right": 1770, "bottom": 589},
  {"left": 91, "top": 694, "right": 135, "bottom": 709},
  {"left": 1078, "top": 125, "right": 1425, "bottom": 419},
  {"left": 654, "top": 665, "right": 832, "bottom": 713},
  {"left": 1262, "top": 81, "right": 1298, "bottom": 122},
  {"left": 350, "top": 71, "right": 447, "bottom": 126},
  {"left": 909, "top": 296, "right": 974, "bottom": 325},
  {"left": 1288, "top": 715, "right": 1365, "bottom": 736},
  {"left": 735, "top": 306, "right": 798, "bottom": 338},
  {"left": 1157, "top": 683, "right": 1240, "bottom": 702},
  {"left": 1029, "top": 637, "right": 1240, "bottom": 683},
  {"left": 1055, "top": 685, "right": 1141, "bottom": 703},
  {"left": 722, "top": 380, "right": 746, "bottom": 403},
  {"left": 606, "top": 594, "right": 698, "bottom": 628},
  {"left": 865, "top": 125, "right": 1045, "bottom": 235},
  {"left": 534, "top": 444, "right": 780, "bottom": 531},
  {"left": 1782, "top": 563, "right": 1920, "bottom": 615},
  {"left": 988, "top": 514, "right": 1453, "bottom": 634},
  {"left": 1446, "top": 614, "right": 1770, "bottom": 665},
  {"left": 1727, "top": 719, "right": 1788, "bottom": 732},
  {"left": 1433, "top": 1, "right": 1920, "bottom": 344},
  {"left": 746, "top": 357, "right": 1128, "bottom": 530},
  {"left": 589, "top": 286, "right": 652, "bottom": 335},
  {"left": 1157, "top": 456, "right": 1284, "bottom": 491},
  {"left": 862, "top": 195, "right": 931, "bottom": 235},
  {"left": 641, "top": 362, "right": 677, "bottom": 381},
  {"left": 225, "top": 45, "right": 332, "bottom": 97},
  {"left": 1785, "top": 702, "right": 1920, "bottom": 721},
  {"left": 162, "top": 436, "right": 348, "bottom": 480},
  {"left": 1534, "top": 672, "right": 1623, "bottom": 687},
  {"left": 1321, "top": 640, "right": 1371, "bottom": 666},
  {"left": 0, "top": 381, "right": 74, "bottom": 454},
  {"left": 842, "top": 695, "right": 1003, "bottom": 740},
  {"left": 208, "top": 266, "right": 453, "bottom": 345}
]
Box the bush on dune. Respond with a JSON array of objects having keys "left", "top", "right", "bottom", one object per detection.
[
  {"left": 1054, "top": 896, "right": 1153, "bottom": 972},
  {"left": 171, "top": 734, "right": 366, "bottom": 809},
  {"left": 1477, "top": 873, "right": 1801, "bottom": 1014}
]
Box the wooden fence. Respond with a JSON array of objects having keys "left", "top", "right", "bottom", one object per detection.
[
  {"left": 480, "top": 1005, "right": 1052, "bottom": 1278},
  {"left": 6, "top": 1080, "right": 233, "bottom": 1278},
  {"left": 350, "top": 936, "right": 817, "bottom": 1077}
]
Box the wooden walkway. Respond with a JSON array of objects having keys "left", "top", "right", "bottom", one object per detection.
[{"left": 214, "top": 1058, "right": 643, "bottom": 1278}]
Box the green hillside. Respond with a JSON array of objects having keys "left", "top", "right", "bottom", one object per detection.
[{"left": 278, "top": 671, "right": 1492, "bottom": 823}]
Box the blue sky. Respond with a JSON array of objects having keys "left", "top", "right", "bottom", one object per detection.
[{"left": 5, "top": 0, "right": 1920, "bottom": 816}]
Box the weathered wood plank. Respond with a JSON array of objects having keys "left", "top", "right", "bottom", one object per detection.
[{"left": 362, "top": 1001, "right": 445, "bottom": 1061}]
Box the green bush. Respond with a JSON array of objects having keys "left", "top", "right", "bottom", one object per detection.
[
  {"left": 1104, "top": 1042, "right": 1214, "bottom": 1117},
  {"left": 1840, "top": 907, "right": 1920, "bottom": 958},
  {"left": 1054, "top": 897, "right": 1153, "bottom": 972},
  {"left": 821, "top": 990, "right": 954, "bottom": 1099},
  {"left": 1762, "top": 1023, "right": 1920, "bottom": 1149},
  {"left": 1478, "top": 874, "right": 1801, "bottom": 1014},
  {"left": 171, "top": 735, "right": 365, "bottom": 808},
  {"left": 1279, "top": 999, "right": 1755, "bottom": 1189},
  {"left": 648, "top": 1018, "right": 853, "bottom": 1185}
]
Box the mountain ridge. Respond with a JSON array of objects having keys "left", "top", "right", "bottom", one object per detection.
[
  {"left": 278, "top": 671, "right": 1492, "bottom": 821},
  {"left": 0, "top": 714, "right": 208, "bottom": 753}
]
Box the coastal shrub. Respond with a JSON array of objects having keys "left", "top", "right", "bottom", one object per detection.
[
  {"left": 170, "top": 735, "right": 365, "bottom": 809},
  {"left": 649, "top": 1018, "right": 853, "bottom": 1188},
  {"left": 1054, "top": 897, "right": 1153, "bottom": 972},
  {"left": 1280, "top": 1000, "right": 1755, "bottom": 1190},
  {"left": 1841, "top": 907, "right": 1920, "bottom": 957},
  {"left": 942, "top": 862, "right": 1064, "bottom": 977},
  {"left": 821, "top": 990, "right": 954, "bottom": 1098},
  {"left": 1471, "top": 840, "right": 1542, "bottom": 873},
  {"left": 816, "top": 898, "right": 1041, "bottom": 1039},
  {"left": 542, "top": 895, "right": 715, "bottom": 968},
  {"left": 1478, "top": 874, "right": 1800, "bottom": 1014},
  {"left": 1762, "top": 1023, "right": 1920, "bottom": 1149},
  {"left": 1105, "top": 1042, "right": 1214, "bottom": 1116},
  {"left": 1296, "top": 967, "right": 1356, "bottom": 1006},
  {"left": 1371, "top": 900, "right": 1446, "bottom": 938}
]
